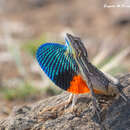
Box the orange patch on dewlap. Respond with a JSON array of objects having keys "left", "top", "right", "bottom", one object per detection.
[
  {"left": 67, "top": 75, "right": 105, "bottom": 94},
  {"left": 67, "top": 75, "right": 90, "bottom": 94}
]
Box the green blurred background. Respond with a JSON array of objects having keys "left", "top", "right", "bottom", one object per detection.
[{"left": 0, "top": 0, "right": 130, "bottom": 119}]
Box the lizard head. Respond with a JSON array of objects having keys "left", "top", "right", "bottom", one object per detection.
[{"left": 65, "top": 33, "right": 88, "bottom": 59}]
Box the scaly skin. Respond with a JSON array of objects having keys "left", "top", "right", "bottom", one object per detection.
[
  {"left": 66, "top": 33, "right": 126, "bottom": 96},
  {"left": 66, "top": 33, "right": 127, "bottom": 123}
]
